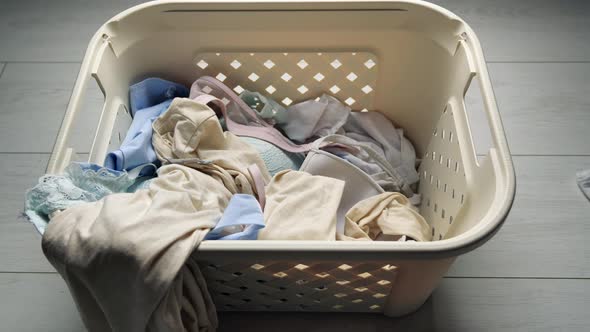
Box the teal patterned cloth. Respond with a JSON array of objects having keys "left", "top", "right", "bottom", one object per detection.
[{"left": 24, "top": 163, "right": 154, "bottom": 234}]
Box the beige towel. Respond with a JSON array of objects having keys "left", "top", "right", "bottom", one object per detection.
[
  {"left": 258, "top": 170, "right": 345, "bottom": 240},
  {"left": 152, "top": 98, "right": 271, "bottom": 195},
  {"left": 42, "top": 164, "right": 231, "bottom": 332},
  {"left": 339, "top": 192, "right": 431, "bottom": 242}
]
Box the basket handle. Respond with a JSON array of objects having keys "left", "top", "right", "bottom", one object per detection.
[
  {"left": 47, "top": 35, "right": 110, "bottom": 174},
  {"left": 460, "top": 36, "right": 512, "bottom": 165}
]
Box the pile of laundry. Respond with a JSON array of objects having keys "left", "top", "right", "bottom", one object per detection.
[{"left": 24, "top": 76, "right": 430, "bottom": 331}]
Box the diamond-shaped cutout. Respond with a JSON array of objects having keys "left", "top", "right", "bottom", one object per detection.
[
  {"left": 251, "top": 264, "right": 265, "bottom": 270},
  {"left": 334, "top": 293, "right": 347, "bottom": 298},
  {"left": 196, "top": 60, "right": 208, "bottom": 69},
  {"left": 330, "top": 59, "right": 342, "bottom": 69},
  {"left": 282, "top": 97, "right": 293, "bottom": 106},
  {"left": 230, "top": 60, "right": 241, "bottom": 69},
  {"left": 313, "top": 73, "right": 325, "bottom": 82},
  {"left": 248, "top": 73, "right": 260, "bottom": 82},
  {"left": 370, "top": 305, "right": 380, "bottom": 310},
  {"left": 273, "top": 272, "right": 288, "bottom": 278},
  {"left": 377, "top": 280, "right": 391, "bottom": 286},
  {"left": 330, "top": 85, "right": 341, "bottom": 94},
  {"left": 345, "top": 97, "right": 356, "bottom": 106},
  {"left": 202, "top": 86, "right": 213, "bottom": 94},
  {"left": 297, "top": 85, "right": 308, "bottom": 94},
  {"left": 265, "top": 85, "right": 276, "bottom": 94},
  {"left": 354, "top": 287, "right": 368, "bottom": 292},
  {"left": 233, "top": 85, "right": 245, "bottom": 94},
  {"left": 338, "top": 264, "right": 352, "bottom": 271},
  {"left": 336, "top": 280, "right": 350, "bottom": 285},
  {"left": 361, "top": 108, "right": 369, "bottom": 112},
  {"left": 297, "top": 59, "right": 308, "bottom": 69},
  {"left": 358, "top": 272, "right": 372, "bottom": 279},
  {"left": 315, "top": 272, "right": 330, "bottom": 278},
  {"left": 346, "top": 72, "right": 358, "bottom": 81},
  {"left": 362, "top": 85, "right": 373, "bottom": 94},
  {"left": 352, "top": 299, "right": 363, "bottom": 304},
  {"left": 263, "top": 60, "right": 275, "bottom": 69},
  {"left": 382, "top": 265, "right": 396, "bottom": 271},
  {"left": 373, "top": 293, "right": 386, "bottom": 299},
  {"left": 294, "top": 264, "right": 309, "bottom": 270},
  {"left": 281, "top": 73, "right": 292, "bottom": 82},
  {"left": 215, "top": 73, "right": 227, "bottom": 82},
  {"left": 221, "top": 97, "right": 230, "bottom": 106},
  {"left": 364, "top": 59, "right": 376, "bottom": 69}
]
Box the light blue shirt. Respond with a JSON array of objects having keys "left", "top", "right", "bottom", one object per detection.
[
  {"left": 205, "top": 194, "right": 265, "bottom": 240},
  {"left": 104, "top": 78, "right": 189, "bottom": 172}
]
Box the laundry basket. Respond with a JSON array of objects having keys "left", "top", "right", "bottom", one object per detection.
[{"left": 47, "top": 0, "right": 515, "bottom": 317}]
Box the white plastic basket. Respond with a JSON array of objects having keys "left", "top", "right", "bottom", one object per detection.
[{"left": 48, "top": 0, "right": 515, "bottom": 316}]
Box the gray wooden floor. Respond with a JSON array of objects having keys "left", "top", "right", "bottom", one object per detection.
[{"left": 1, "top": 0, "right": 589, "bottom": 331}]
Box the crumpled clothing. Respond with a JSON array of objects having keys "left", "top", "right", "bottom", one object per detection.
[
  {"left": 577, "top": 169, "right": 590, "bottom": 201},
  {"left": 258, "top": 170, "right": 345, "bottom": 241},
  {"left": 316, "top": 134, "right": 415, "bottom": 197},
  {"left": 189, "top": 77, "right": 313, "bottom": 154},
  {"left": 42, "top": 164, "right": 226, "bottom": 332},
  {"left": 299, "top": 146, "right": 384, "bottom": 234},
  {"left": 129, "top": 77, "right": 189, "bottom": 116},
  {"left": 238, "top": 91, "right": 419, "bottom": 193},
  {"left": 205, "top": 194, "right": 265, "bottom": 240},
  {"left": 240, "top": 90, "right": 288, "bottom": 126},
  {"left": 24, "top": 162, "right": 154, "bottom": 234},
  {"left": 341, "top": 111, "right": 419, "bottom": 189},
  {"left": 104, "top": 78, "right": 189, "bottom": 172},
  {"left": 338, "top": 192, "right": 431, "bottom": 242},
  {"left": 152, "top": 98, "right": 271, "bottom": 196}
]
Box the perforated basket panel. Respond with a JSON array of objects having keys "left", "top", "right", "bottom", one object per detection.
[
  {"left": 201, "top": 261, "right": 397, "bottom": 313},
  {"left": 418, "top": 106, "right": 467, "bottom": 240},
  {"left": 193, "top": 52, "right": 377, "bottom": 110}
]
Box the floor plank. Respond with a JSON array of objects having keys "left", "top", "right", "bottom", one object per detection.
[
  {"left": 0, "top": 63, "right": 103, "bottom": 153},
  {"left": 1, "top": 273, "right": 587, "bottom": 332},
  {"left": 432, "top": 0, "right": 590, "bottom": 62},
  {"left": 0, "top": 154, "right": 53, "bottom": 272},
  {"left": 448, "top": 157, "right": 590, "bottom": 277},
  {"left": 0, "top": 273, "right": 84, "bottom": 332},
  {"left": 220, "top": 278, "right": 590, "bottom": 331},
  {"left": 3, "top": 154, "right": 589, "bottom": 277},
  {"left": 466, "top": 63, "right": 590, "bottom": 156},
  {"left": 0, "top": 1, "right": 589, "bottom": 62}
]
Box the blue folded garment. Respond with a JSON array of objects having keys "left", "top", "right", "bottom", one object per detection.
[
  {"left": 205, "top": 194, "right": 265, "bottom": 240},
  {"left": 104, "top": 78, "right": 189, "bottom": 172},
  {"left": 129, "top": 77, "right": 189, "bottom": 116}
]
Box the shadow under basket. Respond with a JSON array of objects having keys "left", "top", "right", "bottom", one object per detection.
[{"left": 47, "top": 0, "right": 515, "bottom": 317}]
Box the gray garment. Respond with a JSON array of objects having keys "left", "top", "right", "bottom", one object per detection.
[
  {"left": 282, "top": 94, "right": 351, "bottom": 143},
  {"left": 340, "top": 111, "right": 420, "bottom": 190},
  {"left": 281, "top": 94, "right": 419, "bottom": 193},
  {"left": 577, "top": 169, "right": 590, "bottom": 201}
]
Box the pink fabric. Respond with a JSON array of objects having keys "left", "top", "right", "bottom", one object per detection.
[{"left": 190, "top": 76, "right": 314, "bottom": 153}]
